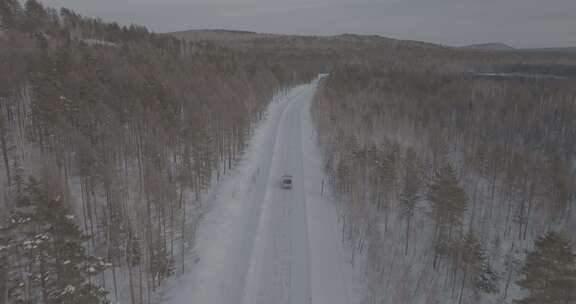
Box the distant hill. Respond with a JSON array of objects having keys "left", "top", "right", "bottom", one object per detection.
[
  {"left": 168, "top": 29, "right": 272, "bottom": 41},
  {"left": 327, "top": 33, "right": 441, "bottom": 48},
  {"left": 461, "top": 42, "right": 516, "bottom": 51},
  {"left": 521, "top": 47, "right": 576, "bottom": 54},
  {"left": 461, "top": 42, "right": 576, "bottom": 54},
  {"left": 165, "top": 29, "right": 445, "bottom": 51}
]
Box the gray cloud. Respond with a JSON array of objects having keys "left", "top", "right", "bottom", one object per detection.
[{"left": 41, "top": 0, "right": 576, "bottom": 47}]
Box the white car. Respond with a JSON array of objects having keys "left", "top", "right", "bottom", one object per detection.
[{"left": 281, "top": 174, "right": 293, "bottom": 189}]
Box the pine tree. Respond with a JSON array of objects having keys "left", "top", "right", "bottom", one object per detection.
[
  {"left": 127, "top": 233, "right": 142, "bottom": 267},
  {"left": 400, "top": 147, "right": 420, "bottom": 255},
  {"left": 456, "top": 233, "right": 499, "bottom": 304},
  {"left": 515, "top": 231, "right": 576, "bottom": 304},
  {"left": 476, "top": 257, "right": 499, "bottom": 295},
  {"left": 0, "top": 224, "right": 13, "bottom": 304},
  {"left": 373, "top": 143, "right": 398, "bottom": 231},
  {"left": 428, "top": 163, "right": 468, "bottom": 267},
  {"left": 43, "top": 196, "right": 109, "bottom": 304},
  {"left": 547, "top": 154, "right": 571, "bottom": 219},
  {"left": 0, "top": 200, "right": 31, "bottom": 303},
  {"left": 502, "top": 248, "right": 522, "bottom": 301},
  {"left": 22, "top": 0, "right": 47, "bottom": 33},
  {"left": 0, "top": 0, "right": 22, "bottom": 29},
  {"left": 150, "top": 242, "right": 175, "bottom": 284},
  {"left": 3, "top": 177, "right": 109, "bottom": 304},
  {"left": 336, "top": 160, "right": 350, "bottom": 196}
]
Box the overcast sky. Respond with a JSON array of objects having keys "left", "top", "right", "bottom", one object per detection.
[{"left": 42, "top": 0, "right": 575, "bottom": 48}]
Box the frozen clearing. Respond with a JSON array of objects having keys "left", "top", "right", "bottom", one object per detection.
[{"left": 165, "top": 76, "right": 354, "bottom": 304}]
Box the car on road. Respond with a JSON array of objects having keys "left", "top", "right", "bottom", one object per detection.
[{"left": 281, "top": 174, "right": 293, "bottom": 189}]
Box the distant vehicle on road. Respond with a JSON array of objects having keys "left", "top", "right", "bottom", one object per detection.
[{"left": 281, "top": 174, "right": 293, "bottom": 189}]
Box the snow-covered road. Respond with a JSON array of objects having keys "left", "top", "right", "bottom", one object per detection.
[{"left": 166, "top": 77, "right": 353, "bottom": 304}]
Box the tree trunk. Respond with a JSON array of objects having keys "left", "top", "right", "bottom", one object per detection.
[
  {"left": 458, "top": 266, "right": 468, "bottom": 304},
  {"left": 181, "top": 189, "right": 187, "bottom": 274},
  {"left": 0, "top": 113, "right": 11, "bottom": 186},
  {"left": 405, "top": 214, "right": 411, "bottom": 255},
  {"left": 39, "top": 256, "right": 48, "bottom": 304}
]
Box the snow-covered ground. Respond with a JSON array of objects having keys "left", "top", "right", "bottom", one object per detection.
[{"left": 164, "top": 76, "right": 357, "bottom": 304}]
